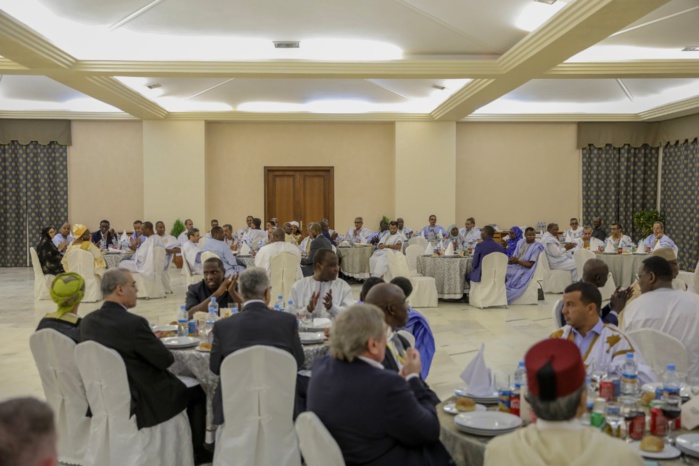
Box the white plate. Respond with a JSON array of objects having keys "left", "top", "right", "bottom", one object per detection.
[
  {"left": 455, "top": 425, "right": 519, "bottom": 437},
  {"left": 633, "top": 252, "right": 648, "bottom": 255},
  {"left": 305, "top": 318, "right": 332, "bottom": 331},
  {"left": 299, "top": 332, "right": 325, "bottom": 345},
  {"left": 454, "top": 386, "right": 500, "bottom": 404},
  {"left": 161, "top": 336, "right": 199, "bottom": 349},
  {"left": 629, "top": 441, "right": 680, "bottom": 459},
  {"left": 153, "top": 324, "right": 178, "bottom": 332},
  {"left": 454, "top": 411, "right": 522, "bottom": 432},
  {"left": 601, "top": 251, "right": 618, "bottom": 255},
  {"left": 676, "top": 434, "right": 699, "bottom": 456},
  {"left": 443, "top": 402, "right": 486, "bottom": 415}
]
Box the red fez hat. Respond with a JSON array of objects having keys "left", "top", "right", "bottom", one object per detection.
[{"left": 525, "top": 339, "right": 585, "bottom": 401}]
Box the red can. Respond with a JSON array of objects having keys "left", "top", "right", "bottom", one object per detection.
[
  {"left": 599, "top": 381, "right": 614, "bottom": 401},
  {"left": 650, "top": 407, "right": 667, "bottom": 436},
  {"left": 510, "top": 393, "right": 521, "bottom": 417},
  {"left": 629, "top": 412, "right": 646, "bottom": 440}
]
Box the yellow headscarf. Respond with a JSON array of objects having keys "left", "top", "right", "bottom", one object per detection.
[
  {"left": 50, "top": 273, "right": 85, "bottom": 318},
  {"left": 72, "top": 224, "right": 87, "bottom": 238}
]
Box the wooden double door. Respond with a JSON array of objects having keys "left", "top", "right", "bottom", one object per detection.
[{"left": 264, "top": 167, "right": 334, "bottom": 233}]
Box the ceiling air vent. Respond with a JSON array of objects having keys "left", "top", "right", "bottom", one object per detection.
[
  {"left": 274, "top": 41, "right": 300, "bottom": 49},
  {"left": 682, "top": 46, "right": 699, "bottom": 52}
]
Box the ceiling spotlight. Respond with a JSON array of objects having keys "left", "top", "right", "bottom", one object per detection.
[
  {"left": 146, "top": 83, "right": 162, "bottom": 89},
  {"left": 534, "top": 0, "right": 557, "bottom": 4},
  {"left": 682, "top": 46, "right": 699, "bottom": 52},
  {"left": 273, "top": 41, "right": 300, "bottom": 49},
  {"left": 432, "top": 84, "right": 446, "bottom": 91}
]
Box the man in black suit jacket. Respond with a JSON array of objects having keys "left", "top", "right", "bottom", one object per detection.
[
  {"left": 308, "top": 304, "right": 453, "bottom": 466},
  {"left": 210, "top": 267, "right": 304, "bottom": 425},
  {"left": 90, "top": 219, "right": 118, "bottom": 247},
  {"left": 301, "top": 222, "right": 332, "bottom": 276},
  {"left": 80, "top": 269, "right": 211, "bottom": 464}
]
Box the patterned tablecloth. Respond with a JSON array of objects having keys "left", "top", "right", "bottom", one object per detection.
[
  {"left": 417, "top": 256, "right": 472, "bottom": 299},
  {"left": 236, "top": 255, "right": 255, "bottom": 268},
  {"left": 596, "top": 253, "right": 649, "bottom": 287},
  {"left": 336, "top": 246, "right": 376, "bottom": 280},
  {"left": 103, "top": 251, "right": 133, "bottom": 268}
]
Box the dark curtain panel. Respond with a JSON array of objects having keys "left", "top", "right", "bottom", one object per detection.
[
  {"left": 661, "top": 139, "right": 699, "bottom": 271},
  {"left": 0, "top": 141, "right": 68, "bottom": 267},
  {"left": 582, "top": 144, "right": 658, "bottom": 240}
]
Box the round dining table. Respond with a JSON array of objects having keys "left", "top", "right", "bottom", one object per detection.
[
  {"left": 336, "top": 245, "right": 376, "bottom": 280},
  {"left": 596, "top": 252, "right": 649, "bottom": 287},
  {"left": 103, "top": 250, "right": 133, "bottom": 268},
  {"left": 416, "top": 255, "right": 472, "bottom": 299}
]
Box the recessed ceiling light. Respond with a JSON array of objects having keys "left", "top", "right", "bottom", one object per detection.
[
  {"left": 273, "top": 41, "right": 300, "bottom": 49},
  {"left": 146, "top": 83, "right": 162, "bottom": 89},
  {"left": 534, "top": 0, "right": 557, "bottom": 4},
  {"left": 682, "top": 46, "right": 699, "bottom": 52},
  {"left": 432, "top": 84, "right": 446, "bottom": 91}
]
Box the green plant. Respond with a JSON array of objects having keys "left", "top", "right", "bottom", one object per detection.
[
  {"left": 632, "top": 210, "right": 664, "bottom": 240},
  {"left": 381, "top": 215, "right": 391, "bottom": 225},
  {"left": 171, "top": 218, "right": 186, "bottom": 238}
]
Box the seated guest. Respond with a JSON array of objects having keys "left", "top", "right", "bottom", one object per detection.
[
  {"left": 502, "top": 226, "right": 523, "bottom": 257},
  {"left": 506, "top": 227, "right": 544, "bottom": 303},
  {"left": 358, "top": 277, "right": 384, "bottom": 303},
  {"left": 591, "top": 216, "right": 606, "bottom": 242},
  {"left": 177, "top": 218, "right": 194, "bottom": 244},
  {"left": 466, "top": 226, "right": 506, "bottom": 284},
  {"left": 52, "top": 222, "right": 73, "bottom": 254},
  {"left": 300, "top": 223, "right": 332, "bottom": 277},
  {"left": 242, "top": 217, "right": 267, "bottom": 250},
  {"left": 0, "top": 397, "right": 59, "bottom": 466},
  {"left": 396, "top": 217, "right": 412, "bottom": 239},
  {"left": 90, "top": 219, "right": 118, "bottom": 248},
  {"left": 185, "top": 258, "right": 242, "bottom": 318},
  {"left": 36, "top": 272, "right": 85, "bottom": 343},
  {"left": 643, "top": 221, "right": 678, "bottom": 253},
  {"left": 446, "top": 224, "right": 465, "bottom": 251},
  {"left": 366, "top": 220, "right": 389, "bottom": 245},
  {"left": 575, "top": 226, "right": 605, "bottom": 251},
  {"left": 605, "top": 222, "right": 633, "bottom": 250},
  {"left": 155, "top": 220, "right": 181, "bottom": 253},
  {"left": 128, "top": 220, "right": 145, "bottom": 251},
  {"left": 551, "top": 282, "right": 654, "bottom": 383},
  {"left": 254, "top": 228, "right": 303, "bottom": 280},
  {"left": 320, "top": 218, "right": 338, "bottom": 241},
  {"left": 307, "top": 304, "right": 454, "bottom": 466},
  {"left": 62, "top": 224, "right": 106, "bottom": 278},
  {"left": 346, "top": 217, "right": 373, "bottom": 242},
  {"left": 182, "top": 228, "right": 203, "bottom": 274},
  {"left": 281, "top": 222, "right": 298, "bottom": 245},
  {"left": 562, "top": 217, "right": 583, "bottom": 243},
  {"left": 237, "top": 215, "right": 254, "bottom": 239},
  {"left": 369, "top": 221, "right": 405, "bottom": 278},
  {"left": 289, "top": 249, "right": 354, "bottom": 319},
  {"left": 205, "top": 219, "right": 219, "bottom": 239},
  {"left": 420, "top": 214, "right": 447, "bottom": 241},
  {"left": 118, "top": 221, "right": 164, "bottom": 277},
  {"left": 542, "top": 223, "right": 577, "bottom": 281},
  {"left": 484, "top": 339, "right": 643, "bottom": 466},
  {"left": 622, "top": 256, "right": 699, "bottom": 378},
  {"left": 289, "top": 221, "right": 302, "bottom": 244},
  {"left": 36, "top": 226, "right": 65, "bottom": 275},
  {"left": 222, "top": 224, "right": 237, "bottom": 249},
  {"left": 82, "top": 269, "right": 212, "bottom": 465},
  {"left": 209, "top": 267, "right": 304, "bottom": 425},
  {"left": 459, "top": 217, "right": 481, "bottom": 248},
  {"left": 201, "top": 226, "right": 242, "bottom": 277}
]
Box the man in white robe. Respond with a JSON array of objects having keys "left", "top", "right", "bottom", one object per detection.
[
  {"left": 396, "top": 217, "right": 412, "bottom": 238},
  {"left": 458, "top": 217, "right": 481, "bottom": 248},
  {"left": 177, "top": 218, "right": 193, "bottom": 245},
  {"left": 485, "top": 338, "right": 643, "bottom": 466},
  {"left": 551, "top": 282, "right": 654, "bottom": 384},
  {"left": 642, "top": 221, "right": 678, "bottom": 254},
  {"left": 542, "top": 223, "right": 578, "bottom": 281},
  {"left": 287, "top": 249, "right": 354, "bottom": 319},
  {"left": 574, "top": 226, "right": 604, "bottom": 252},
  {"left": 623, "top": 256, "right": 699, "bottom": 378},
  {"left": 237, "top": 215, "right": 254, "bottom": 239},
  {"left": 182, "top": 228, "right": 203, "bottom": 275},
  {"left": 368, "top": 221, "right": 405, "bottom": 278},
  {"left": 254, "top": 228, "right": 303, "bottom": 280},
  {"left": 345, "top": 217, "right": 373, "bottom": 242},
  {"left": 155, "top": 221, "right": 180, "bottom": 270},
  {"left": 119, "top": 221, "right": 164, "bottom": 278},
  {"left": 242, "top": 218, "right": 268, "bottom": 250},
  {"left": 604, "top": 222, "right": 633, "bottom": 250},
  {"left": 222, "top": 224, "right": 238, "bottom": 249},
  {"left": 204, "top": 219, "right": 219, "bottom": 239},
  {"left": 562, "top": 218, "right": 584, "bottom": 243}
]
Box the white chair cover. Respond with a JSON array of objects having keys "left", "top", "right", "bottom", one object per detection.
[
  {"left": 539, "top": 252, "right": 572, "bottom": 294},
  {"left": 180, "top": 250, "right": 204, "bottom": 286},
  {"left": 214, "top": 345, "right": 301, "bottom": 466},
  {"left": 201, "top": 251, "right": 220, "bottom": 263},
  {"left": 385, "top": 253, "right": 438, "bottom": 308},
  {"left": 397, "top": 329, "right": 416, "bottom": 348},
  {"left": 626, "top": 329, "right": 689, "bottom": 374},
  {"left": 270, "top": 253, "right": 301, "bottom": 303},
  {"left": 132, "top": 247, "right": 166, "bottom": 299},
  {"left": 405, "top": 244, "right": 424, "bottom": 276},
  {"left": 573, "top": 248, "right": 596, "bottom": 280},
  {"left": 599, "top": 272, "right": 616, "bottom": 302},
  {"left": 693, "top": 260, "right": 699, "bottom": 295},
  {"left": 30, "top": 330, "right": 91, "bottom": 465},
  {"left": 30, "top": 247, "right": 53, "bottom": 300},
  {"left": 294, "top": 412, "right": 345, "bottom": 466},
  {"left": 552, "top": 299, "right": 564, "bottom": 329},
  {"left": 510, "top": 252, "right": 545, "bottom": 306},
  {"left": 74, "top": 341, "right": 193, "bottom": 466},
  {"left": 469, "top": 253, "right": 508, "bottom": 309},
  {"left": 65, "top": 249, "right": 103, "bottom": 303},
  {"left": 408, "top": 236, "right": 428, "bottom": 250}
]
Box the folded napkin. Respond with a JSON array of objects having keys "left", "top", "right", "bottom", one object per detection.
[
  {"left": 360, "top": 236, "right": 367, "bottom": 245},
  {"left": 424, "top": 242, "right": 433, "bottom": 255},
  {"left": 239, "top": 242, "right": 252, "bottom": 255},
  {"left": 604, "top": 241, "right": 615, "bottom": 253},
  {"left": 637, "top": 240, "right": 645, "bottom": 253},
  {"left": 444, "top": 242, "right": 455, "bottom": 256},
  {"left": 652, "top": 240, "right": 662, "bottom": 252},
  {"left": 460, "top": 343, "right": 494, "bottom": 396},
  {"left": 120, "top": 230, "right": 128, "bottom": 244}
]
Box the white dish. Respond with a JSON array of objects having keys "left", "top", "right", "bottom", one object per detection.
[
  {"left": 601, "top": 251, "right": 617, "bottom": 255},
  {"left": 153, "top": 324, "right": 178, "bottom": 332},
  {"left": 454, "top": 386, "right": 500, "bottom": 404},
  {"left": 454, "top": 411, "right": 522, "bottom": 434},
  {"left": 629, "top": 441, "right": 680, "bottom": 459},
  {"left": 455, "top": 425, "right": 519, "bottom": 437},
  {"left": 443, "top": 402, "right": 486, "bottom": 415},
  {"left": 299, "top": 332, "right": 325, "bottom": 345},
  {"left": 161, "top": 336, "right": 199, "bottom": 349},
  {"left": 304, "top": 318, "right": 332, "bottom": 331},
  {"left": 676, "top": 434, "right": 699, "bottom": 456}
]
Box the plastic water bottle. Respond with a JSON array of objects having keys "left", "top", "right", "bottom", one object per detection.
[
  {"left": 663, "top": 363, "right": 681, "bottom": 398},
  {"left": 287, "top": 300, "right": 294, "bottom": 312},
  {"left": 99, "top": 238, "right": 106, "bottom": 250},
  {"left": 621, "top": 353, "right": 638, "bottom": 396},
  {"left": 208, "top": 297, "right": 219, "bottom": 317},
  {"left": 276, "top": 296, "right": 285, "bottom": 311},
  {"left": 511, "top": 361, "right": 526, "bottom": 416},
  {"left": 205, "top": 299, "right": 219, "bottom": 343},
  {"left": 177, "top": 305, "right": 188, "bottom": 337}
]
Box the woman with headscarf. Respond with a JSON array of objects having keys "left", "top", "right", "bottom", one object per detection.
[
  {"left": 62, "top": 224, "right": 107, "bottom": 278},
  {"left": 503, "top": 226, "right": 523, "bottom": 258},
  {"left": 446, "top": 224, "right": 464, "bottom": 251},
  {"left": 35, "top": 273, "right": 86, "bottom": 342},
  {"left": 36, "top": 226, "right": 65, "bottom": 275}
]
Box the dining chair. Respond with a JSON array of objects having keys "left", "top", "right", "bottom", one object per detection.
[
  {"left": 65, "top": 249, "right": 103, "bottom": 302},
  {"left": 30, "top": 246, "right": 54, "bottom": 300},
  {"left": 385, "top": 253, "right": 438, "bottom": 308},
  {"left": 131, "top": 247, "right": 166, "bottom": 299},
  {"left": 510, "top": 252, "right": 545, "bottom": 306},
  {"left": 181, "top": 248, "right": 204, "bottom": 286},
  {"left": 469, "top": 253, "right": 508, "bottom": 309},
  {"left": 539, "top": 253, "right": 573, "bottom": 293},
  {"left": 626, "top": 328, "right": 689, "bottom": 374},
  {"left": 270, "top": 252, "right": 301, "bottom": 303},
  {"left": 295, "top": 412, "right": 345, "bottom": 466}
]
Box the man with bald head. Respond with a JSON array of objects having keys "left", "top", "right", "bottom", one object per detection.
[
  {"left": 118, "top": 221, "right": 164, "bottom": 277},
  {"left": 254, "top": 227, "right": 303, "bottom": 279},
  {"left": 201, "top": 226, "right": 242, "bottom": 277},
  {"left": 52, "top": 222, "right": 73, "bottom": 254}
]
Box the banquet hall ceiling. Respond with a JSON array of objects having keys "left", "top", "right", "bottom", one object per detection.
[{"left": 0, "top": 0, "right": 697, "bottom": 121}]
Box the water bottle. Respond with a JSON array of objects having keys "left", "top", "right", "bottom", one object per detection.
[
  {"left": 663, "top": 364, "right": 681, "bottom": 398},
  {"left": 621, "top": 353, "right": 638, "bottom": 396},
  {"left": 511, "top": 361, "right": 526, "bottom": 416},
  {"left": 205, "top": 299, "right": 219, "bottom": 343},
  {"left": 287, "top": 300, "right": 294, "bottom": 313},
  {"left": 276, "top": 296, "right": 285, "bottom": 311},
  {"left": 208, "top": 297, "right": 219, "bottom": 317},
  {"left": 99, "top": 237, "right": 106, "bottom": 250},
  {"left": 177, "top": 305, "right": 188, "bottom": 337}
]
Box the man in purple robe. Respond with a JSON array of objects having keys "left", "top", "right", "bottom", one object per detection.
[
  {"left": 465, "top": 226, "right": 505, "bottom": 283},
  {"left": 506, "top": 227, "right": 545, "bottom": 303}
]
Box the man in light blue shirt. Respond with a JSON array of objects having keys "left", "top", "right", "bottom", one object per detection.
[
  {"left": 419, "top": 215, "right": 447, "bottom": 241},
  {"left": 52, "top": 222, "right": 73, "bottom": 254},
  {"left": 643, "top": 221, "right": 678, "bottom": 254},
  {"left": 202, "top": 226, "right": 243, "bottom": 277}
]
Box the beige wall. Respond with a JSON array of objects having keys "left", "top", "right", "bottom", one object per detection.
[
  {"left": 143, "top": 121, "right": 206, "bottom": 230},
  {"left": 456, "top": 123, "right": 580, "bottom": 229},
  {"left": 68, "top": 121, "right": 143, "bottom": 232},
  {"left": 206, "top": 122, "right": 395, "bottom": 233}
]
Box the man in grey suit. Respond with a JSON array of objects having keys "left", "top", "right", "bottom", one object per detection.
[{"left": 301, "top": 222, "right": 332, "bottom": 276}]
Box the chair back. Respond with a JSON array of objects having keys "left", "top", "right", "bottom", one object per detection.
[
  {"left": 539, "top": 251, "right": 572, "bottom": 293},
  {"left": 30, "top": 246, "right": 45, "bottom": 279},
  {"left": 599, "top": 272, "right": 616, "bottom": 302},
  {"left": 215, "top": 345, "right": 301, "bottom": 466},
  {"left": 181, "top": 248, "right": 204, "bottom": 285},
  {"left": 694, "top": 260, "right": 699, "bottom": 295},
  {"left": 574, "top": 248, "right": 596, "bottom": 279},
  {"left": 295, "top": 412, "right": 345, "bottom": 466},
  {"left": 386, "top": 251, "right": 411, "bottom": 280},
  {"left": 201, "top": 251, "right": 220, "bottom": 263},
  {"left": 30, "top": 330, "right": 90, "bottom": 465},
  {"left": 270, "top": 253, "right": 300, "bottom": 303},
  {"left": 405, "top": 244, "right": 423, "bottom": 273},
  {"left": 30, "top": 247, "right": 52, "bottom": 300},
  {"left": 470, "top": 253, "right": 508, "bottom": 308},
  {"left": 397, "top": 329, "right": 416, "bottom": 348},
  {"left": 552, "top": 300, "right": 564, "bottom": 329},
  {"left": 626, "top": 328, "right": 689, "bottom": 374},
  {"left": 408, "top": 236, "right": 428, "bottom": 249},
  {"left": 66, "top": 249, "right": 103, "bottom": 302}
]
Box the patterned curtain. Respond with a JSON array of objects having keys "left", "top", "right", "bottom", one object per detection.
[
  {"left": 0, "top": 141, "right": 68, "bottom": 267},
  {"left": 582, "top": 144, "right": 658, "bottom": 240},
  {"left": 661, "top": 139, "right": 699, "bottom": 271}
]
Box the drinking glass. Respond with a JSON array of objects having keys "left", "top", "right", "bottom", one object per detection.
[
  {"left": 662, "top": 395, "right": 682, "bottom": 445},
  {"left": 605, "top": 402, "right": 623, "bottom": 437},
  {"left": 619, "top": 397, "right": 637, "bottom": 442},
  {"left": 687, "top": 376, "right": 699, "bottom": 397},
  {"left": 589, "top": 362, "right": 607, "bottom": 394}
]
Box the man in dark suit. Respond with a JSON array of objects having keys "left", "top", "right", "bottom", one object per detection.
[
  {"left": 80, "top": 269, "right": 211, "bottom": 465},
  {"left": 90, "top": 219, "right": 117, "bottom": 247},
  {"left": 301, "top": 222, "right": 332, "bottom": 276},
  {"left": 466, "top": 225, "right": 506, "bottom": 284},
  {"left": 210, "top": 266, "right": 304, "bottom": 425},
  {"left": 308, "top": 304, "right": 453, "bottom": 466}
]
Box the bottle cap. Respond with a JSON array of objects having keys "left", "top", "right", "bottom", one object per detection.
[
  {"left": 667, "top": 363, "right": 676, "bottom": 371},
  {"left": 180, "top": 305, "right": 185, "bottom": 310},
  {"left": 626, "top": 352, "right": 634, "bottom": 359},
  {"left": 211, "top": 297, "right": 217, "bottom": 302}
]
